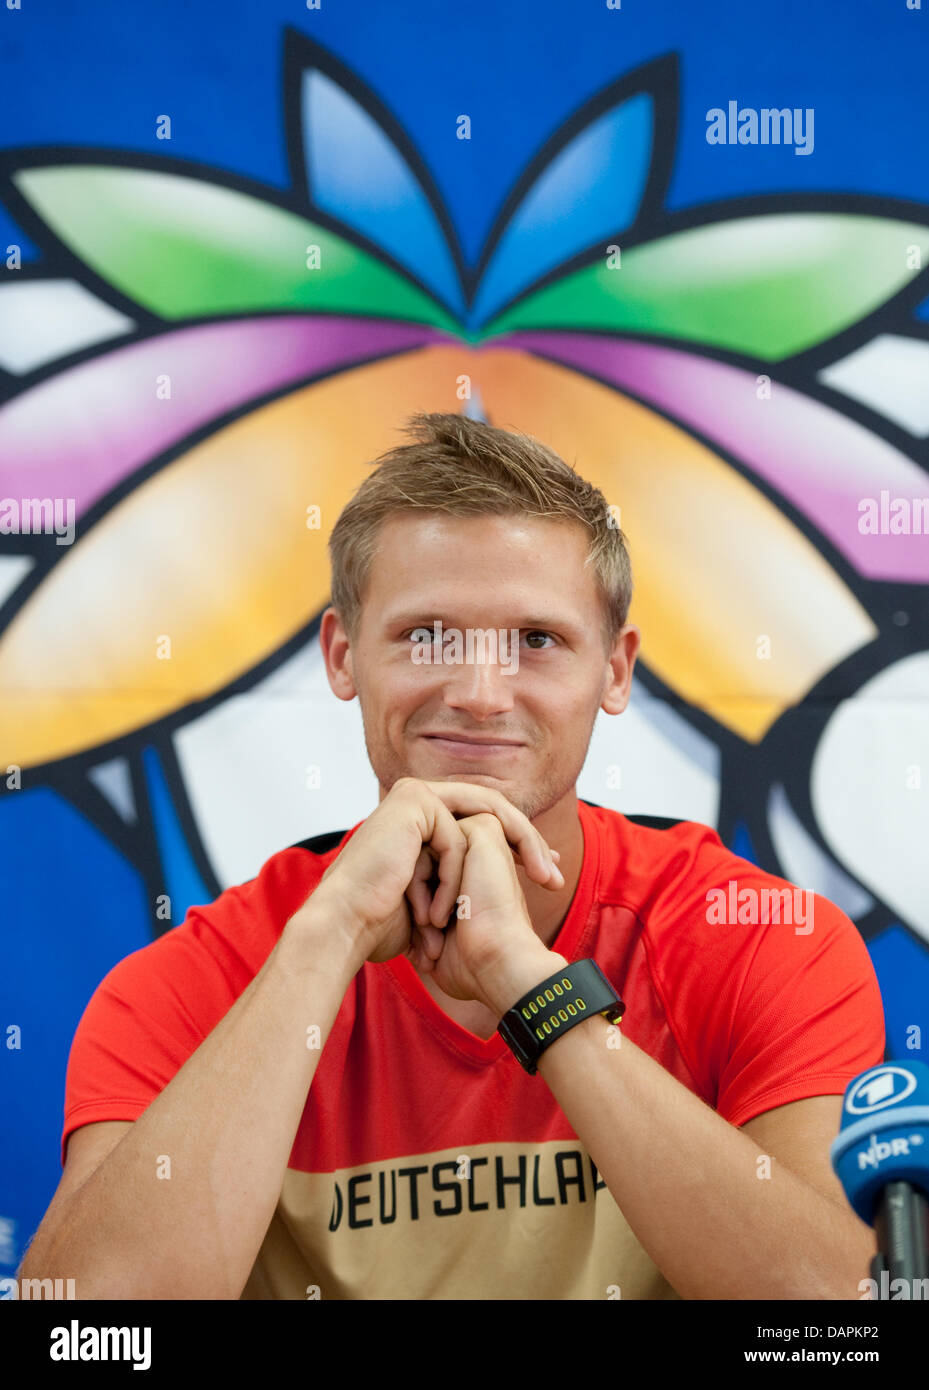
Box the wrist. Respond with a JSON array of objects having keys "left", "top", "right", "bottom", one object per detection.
[
  {"left": 479, "top": 945, "right": 568, "bottom": 1021},
  {"left": 277, "top": 888, "right": 370, "bottom": 982}
]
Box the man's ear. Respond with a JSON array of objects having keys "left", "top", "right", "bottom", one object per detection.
[
  {"left": 319, "top": 606, "right": 358, "bottom": 701},
  {"left": 601, "top": 625, "right": 640, "bottom": 715}
]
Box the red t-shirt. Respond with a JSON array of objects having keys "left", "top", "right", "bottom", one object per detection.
[{"left": 61, "top": 799, "right": 885, "bottom": 1299}]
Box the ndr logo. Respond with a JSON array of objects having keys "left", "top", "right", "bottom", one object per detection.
[
  {"left": 857, "top": 1132, "right": 923, "bottom": 1172},
  {"left": 846, "top": 1067, "right": 917, "bottom": 1116}
]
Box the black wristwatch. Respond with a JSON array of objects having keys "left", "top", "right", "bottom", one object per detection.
[{"left": 498, "top": 958, "right": 625, "bottom": 1074}]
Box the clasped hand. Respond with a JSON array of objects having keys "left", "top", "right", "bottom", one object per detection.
[{"left": 312, "top": 777, "right": 565, "bottom": 1009}]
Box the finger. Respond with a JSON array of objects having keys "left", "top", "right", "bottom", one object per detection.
[
  {"left": 423, "top": 781, "right": 563, "bottom": 888},
  {"left": 455, "top": 812, "right": 539, "bottom": 899},
  {"left": 406, "top": 927, "right": 422, "bottom": 972},
  {"left": 426, "top": 799, "right": 469, "bottom": 927},
  {"left": 409, "top": 923, "right": 441, "bottom": 971},
  {"left": 420, "top": 923, "right": 444, "bottom": 959},
  {"left": 406, "top": 846, "right": 435, "bottom": 927},
  {"left": 407, "top": 793, "right": 468, "bottom": 928}
]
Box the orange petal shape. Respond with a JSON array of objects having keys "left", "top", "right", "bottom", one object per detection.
[
  {"left": 0, "top": 348, "right": 465, "bottom": 769},
  {"left": 476, "top": 348, "right": 877, "bottom": 741},
  {"left": 0, "top": 342, "right": 878, "bottom": 767}
]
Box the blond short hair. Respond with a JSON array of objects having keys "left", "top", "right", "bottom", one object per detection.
[{"left": 328, "top": 412, "right": 633, "bottom": 649}]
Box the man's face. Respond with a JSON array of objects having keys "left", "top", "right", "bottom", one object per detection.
[{"left": 322, "top": 512, "right": 638, "bottom": 822}]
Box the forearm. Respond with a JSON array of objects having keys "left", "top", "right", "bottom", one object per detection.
[
  {"left": 481, "top": 947, "right": 874, "bottom": 1301},
  {"left": 536, "top": 1016, "right": 874, "bottom": 1300},
  {"left": 23, "top": 895, "right": 362, "bottom": 1300}
]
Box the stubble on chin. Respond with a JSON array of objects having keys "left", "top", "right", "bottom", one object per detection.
[
  {"left": 362, "top": 718, "right": 574, "bottom": 824},
  {"left": 421, "top": 771, "right": 563, "bottom": 825},
  {"left": 371, "top": 757, "right": 558, "bottom": 825}
]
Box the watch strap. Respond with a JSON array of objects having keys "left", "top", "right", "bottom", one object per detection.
[{"left": 498, "top": 958, "right": 625, "bottom": 1074}]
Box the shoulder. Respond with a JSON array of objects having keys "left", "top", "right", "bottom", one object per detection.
[
  {"left": 583, "top": 799, "right": 869, "bottom": 970},
  {"left": 581, "top": 800, "right": 732, "bottom": 912},
  {"left": 580, "top": 803, "right": 884, "bottom": 1121}
]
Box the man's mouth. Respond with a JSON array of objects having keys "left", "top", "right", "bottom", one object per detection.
[{"left": 418, "top": 733, "right": 526, "bottom": 757}]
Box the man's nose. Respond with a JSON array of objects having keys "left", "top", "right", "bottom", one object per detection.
[{"left": 440, "top": 647, "right": 518, "bottom": 720}]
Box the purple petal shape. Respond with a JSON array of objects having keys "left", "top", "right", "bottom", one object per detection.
[
  {"left": 499, "top": 333, "right": 929, "bottom": 583},
  {"left": 0, "top": 317, "right": 446, "bottom": 517}
]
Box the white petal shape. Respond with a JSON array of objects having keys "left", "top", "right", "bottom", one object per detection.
[
  {"left": 766, "top": 782, "right": 874, "bottom": 919},
  {"left": 87, "top": 756, "right": 137, "bottom": 823},
  {"left": 0, "top": 555, "right": 33, "bottom": 607},
  {"left": 811, "top": 652, "right": 929, "bottom": 942},
  {"left": 818, "top": 334, "right": 929, "bottom": 437},
  {"left": 0, "top": 279, "right": 133, "bottom": 373},
  {"left": 578, "top": 678, "right": 720, "bottom": 825},
  {"left": 173, "top": 634, "right": 378, "bottom": 889}
]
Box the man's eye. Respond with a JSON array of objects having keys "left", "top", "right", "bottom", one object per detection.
[
  {"left": 408, "top": 627, "right": 436, "bottom": 643},
  {"left": 524, "top": 631, "right": 555, "bottom": 649}
]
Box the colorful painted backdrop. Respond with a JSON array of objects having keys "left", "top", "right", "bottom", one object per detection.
[{"left": 1, "top": 2, "right": 928, "bottom": 1274}]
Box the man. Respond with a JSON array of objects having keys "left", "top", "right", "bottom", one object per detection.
[{"left": 19, "top": 412, "right": 884, "bottom": 1299}]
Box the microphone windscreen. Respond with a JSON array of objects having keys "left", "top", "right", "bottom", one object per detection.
[{"left": 830, "top": 1061, "right": 929, "bottom": 1223}]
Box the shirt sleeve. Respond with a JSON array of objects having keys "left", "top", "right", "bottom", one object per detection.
[
  {"left": 60, "top": 841, "right": 333, "bottom": 1167},
  {"left": 60, "top": 909, "right": 239, "bottom": 1166},
  {"left": 712, "top": 891, "right": 886, "bottom": 1129}
]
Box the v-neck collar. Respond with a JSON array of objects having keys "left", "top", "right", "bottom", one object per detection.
[{"left": 385, "top": 799, "right": 602, "bottom": 1066}]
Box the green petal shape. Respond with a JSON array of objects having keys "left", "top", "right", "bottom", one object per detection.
[
  {"left": 484, "top": 214, "right": 929, "bottom": 360},
  {"left": 14, "top": 165, "right": 459, "bottom": 330}
]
